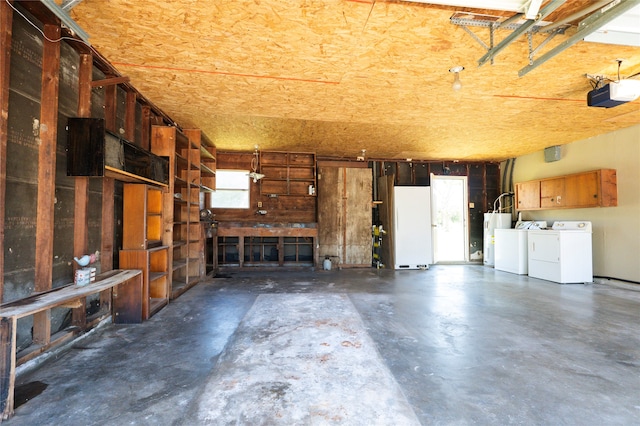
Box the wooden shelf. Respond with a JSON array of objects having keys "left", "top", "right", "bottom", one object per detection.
[
  {"left": 152, "top": 126, "right": 209, "bottom": 300},
  {"left": 120, "top": 184, "right": 170, "bottom": 320},
  {"left": 259, "top": 151, "right": 316, "bottom": 196}
]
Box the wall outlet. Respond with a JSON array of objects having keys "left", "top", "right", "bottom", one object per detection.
[{"left": 257, "top": 201, "right": 263, "bottom": 208}]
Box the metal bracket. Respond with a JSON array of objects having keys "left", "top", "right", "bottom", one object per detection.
[
  {"left": 450, "top": 3, "right": 564, "bottom": 68},
  {"left": 477, "top": 0, "right": 565, "bottom": 67},
  {"left": 526, "top": 25, "right": 569, "bottom": 65},
  {"left": 519, "top": 0, "right": 640, "bottom": 76},
  {"left": 449, "top": 4, "right": 569, "bottom": 65}
]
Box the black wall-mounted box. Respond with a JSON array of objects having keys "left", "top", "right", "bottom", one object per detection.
[{"left": 67, "top": 118, "right": 169, "bottom": 186}]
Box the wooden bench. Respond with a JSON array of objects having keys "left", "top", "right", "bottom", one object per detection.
[{"left": 0, "top": 269, "right": 143, "bottom": 420}]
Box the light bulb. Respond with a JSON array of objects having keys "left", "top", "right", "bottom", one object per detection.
[
  {"left": 449, "top": 66, "right": 464, "bottom": 91},
  {"left": 452, "top": 74, "right": 462, "bottom": 91}
]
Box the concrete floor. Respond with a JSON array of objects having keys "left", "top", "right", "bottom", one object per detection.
[{"left": 6, "top": 265, "right": 640, "bottom": 425}]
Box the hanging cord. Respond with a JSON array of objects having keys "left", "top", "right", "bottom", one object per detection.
[
  {"left": 251, "top": 148, "right": 259, "bottom": 173},
  {"left": 493, "top": 192, "right": 514, "bottom": 213}
]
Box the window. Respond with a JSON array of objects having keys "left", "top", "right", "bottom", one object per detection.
[{"left": 210, "top": 170, "right": 250, "bottom": 209}]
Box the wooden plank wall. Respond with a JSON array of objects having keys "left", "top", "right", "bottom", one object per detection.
[
  {"left": 0, "top": 2, "right": 177, "bottom": 355},
  {"left": 0, "top": 0, "right": 12, "bottom": 302},
  {"left": 213, "top": 151, "right": 316, "bottom": 223}
]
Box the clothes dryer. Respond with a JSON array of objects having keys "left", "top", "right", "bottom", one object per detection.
[{"left": 527, "top": 221, "right": 593, "bottom": 284}]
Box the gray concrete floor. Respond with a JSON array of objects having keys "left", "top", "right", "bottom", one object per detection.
[{"left": 6, "top": 265, "right": 640, "bottom": 425}]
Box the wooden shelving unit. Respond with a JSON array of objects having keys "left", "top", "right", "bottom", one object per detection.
[
  {"left": 259, "top": 151, "right": 316, "bottom": 196},
  {"left": 119, "top": 184, "right": 170, "bottom": 320},
  {"left": 151, "top": 126, "right": 205, "bottom": 299},
  {"left": 199, "top": 132, "right": 217, "bottom": 192}
]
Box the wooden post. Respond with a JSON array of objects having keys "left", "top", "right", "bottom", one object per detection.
[
  {"left": 33, "top": 24, "right": 60, "bottom": 345},
  {"left": 101, "top": 179, "right": 115, "bottom": 272},
  {"left": 0, "top": 317, "right": 15, "bottom": 419},
  {"left": 141, "top": 105, "right": 151, "bottom": 150},
  {"left": 101, "top": 80, "right": 117, "bottom": 273},
  {"left": 72, "top": 53, "right": 93, "bottom": 327},
  {"left": 125, "top": 90, "right": 136, "bottom": 141},
  {"left": 0, "top": 0, "right": 13, "bottom": 303}
]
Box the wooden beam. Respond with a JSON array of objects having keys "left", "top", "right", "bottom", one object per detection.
[
  {"left": 0, "top": 317, "right": 15, "bottom": 420},
  {"left": 72, "top": 52, "right": 92, "bottom": 328},
  {"left": 90, "top": 75, "right": 130, "bottom": 87},
  {"left": 0, "top": 0, "right": 13, "bottom": 303},
  {"left": 77, "top": 53, "right": 92, "bottom": 117},
  {"left": 101, "top": 179, "right": 115, "bottom": 271},
  {"left": 33, "top": 24, "right": 61, "bottom": 345},
  {"left": 99, "top": 177, "right": 115, "bottom": 311},
  {"left": 72, "top": 175, "right": 89, "bottom": 327},
  {"left": 141, "top": 105, "right": 151, "bottom": 150},
  {"left": 316, "top": 160, "right": 369, "bottom": 168},
  {"left": 125, "top": 90, "right": 136, "bottom": 141},
  {"left": 104, "top": 84, "right": 116, "bottom": 132}
]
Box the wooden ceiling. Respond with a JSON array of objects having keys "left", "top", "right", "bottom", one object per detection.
[{"left": 68, "top": 0, "right": 640, "bottom": 161}]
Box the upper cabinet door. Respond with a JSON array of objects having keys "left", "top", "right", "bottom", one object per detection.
[
  {"left": 540, "top": 177, "right": 565, "bottom": 208},
  {"left": 515, "top": 180, "right": 541, "bottom": 210},
  {"left": 564, "top": 171, "right": 599, "bottom": 208}
]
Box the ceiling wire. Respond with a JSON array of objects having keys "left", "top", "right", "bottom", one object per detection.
[
  {"left": 4, "top": 0, "right": 93, "bottom": 49},
  {"left": 362, "top": 0, "right": 376, "bottom": 34}
]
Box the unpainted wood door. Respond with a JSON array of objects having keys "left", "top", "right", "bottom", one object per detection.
[
  {"left": 515, "top": 180, "right": 540, "bottom": 210},
  {"left": 540, "top": 178, "right": 565, "bottom": 208},
  {"left": 317, "top": 167, "right": 372, "bottom": 267}
]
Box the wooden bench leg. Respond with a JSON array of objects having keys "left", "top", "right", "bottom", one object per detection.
[
  {"left": 0, "top": 317, "right": 16, "bottom": 419},
  {"left": 112, "top": 275, "right": 143, "bottom": 324},
  {"left": 32, "top": 311, "right": 51, "bottom": 346},
  {"left": 72, "top": 297, "right": 87, "bottom": 328}
]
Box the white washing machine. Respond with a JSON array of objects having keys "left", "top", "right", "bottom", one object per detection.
[
  {"left": 495, "top": 221, "right": 547, "bottom": 275},
  {"left": 527, "top": 221, "right": 593, "bottom": 284}
]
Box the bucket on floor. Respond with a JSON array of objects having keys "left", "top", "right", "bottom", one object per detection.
[{"left": 323, "top": 257, "right": 332, "bottom": 271}]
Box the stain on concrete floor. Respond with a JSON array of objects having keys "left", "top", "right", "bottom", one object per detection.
[{"left": 182, "top": 293, "right": 419, "bottom": 425}]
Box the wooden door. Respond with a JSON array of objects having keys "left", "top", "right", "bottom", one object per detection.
[
  {"left": 318, "top": 167, "right": 372, "bottom": 267},
  {"left": 564, "top": 171, "right": 599, "bottom": 208},
  {"left": 515, "top": 181, "right": 540, "bottom": 210},
  {"left": 540, "top": 178, "right": 565, "bottom": 208}
]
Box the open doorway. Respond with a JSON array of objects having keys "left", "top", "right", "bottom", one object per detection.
[{"left": 431, "top": 174, "right": 469, "bottom": 263}]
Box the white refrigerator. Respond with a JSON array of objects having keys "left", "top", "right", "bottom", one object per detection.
[{"left": 393, "top": 186, "right": 433, "bottom": 269}]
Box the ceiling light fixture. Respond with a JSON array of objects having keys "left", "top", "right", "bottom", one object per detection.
[
  {"left": 449, "top": 66, "right": 465, "bottom": 91},
  {"left": 248, "top": 145, "right": 265, "bottom": 183}
]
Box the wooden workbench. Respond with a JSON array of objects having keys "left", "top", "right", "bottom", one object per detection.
[{"left": 0, "top": 269, "right": 142, "bottom": 419}]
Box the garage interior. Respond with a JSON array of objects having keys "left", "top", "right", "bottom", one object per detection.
[{"left": 1, "top": 0, "right": 639, "bottom": 424}]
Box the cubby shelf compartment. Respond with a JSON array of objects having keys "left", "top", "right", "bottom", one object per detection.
[
  {"left": 120, "top": 184, "right": 170, "bottom": 320},
  {"left": 259, "top": 151, "right": 316, "bottom": 196}
]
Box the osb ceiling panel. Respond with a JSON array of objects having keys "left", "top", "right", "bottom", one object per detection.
[{"left": 69, "top": 0, "right": 640, "bottom": 161}]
